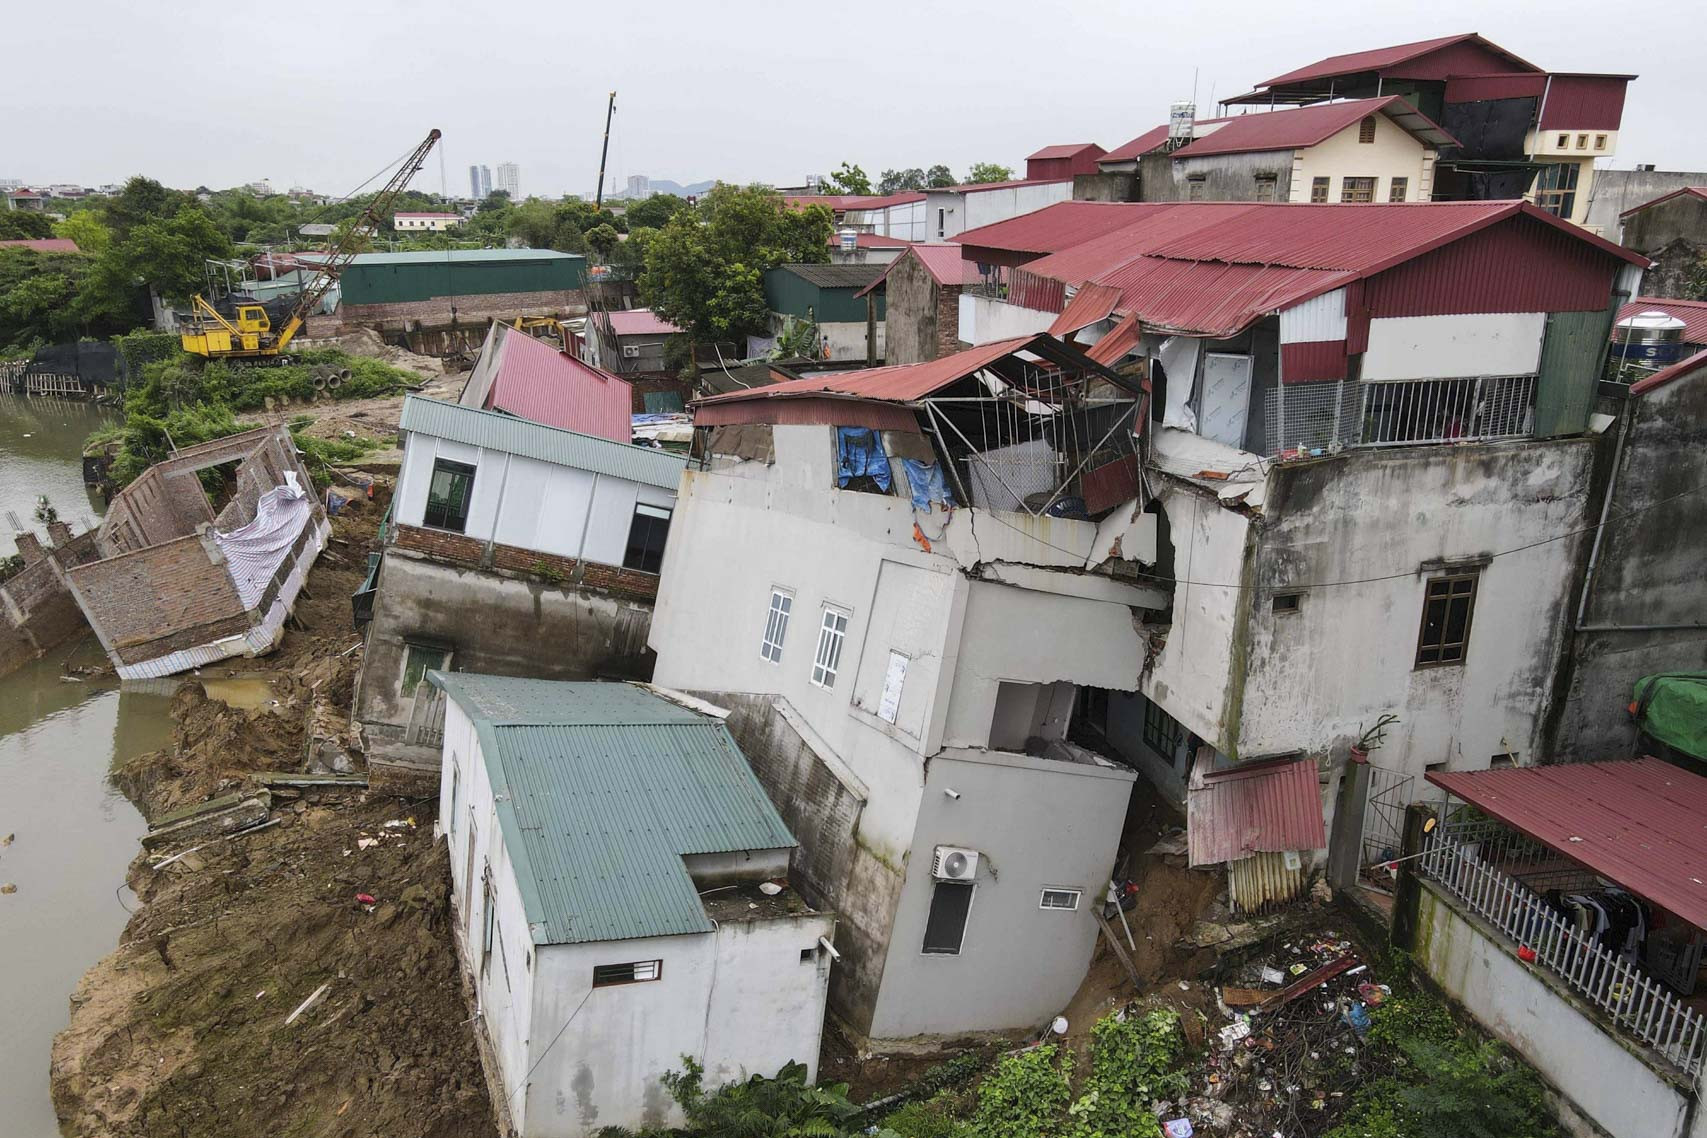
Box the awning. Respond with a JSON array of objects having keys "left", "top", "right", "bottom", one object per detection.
[
  {"left": 1427, "top": 759, "right": 1707, "bottom": 930},
  {"left": 1049, "top": 283, "right": 1123, "bottom": 337},
  {"left": 1188, "top": 753, "right": 1326, "bottom": 867}
]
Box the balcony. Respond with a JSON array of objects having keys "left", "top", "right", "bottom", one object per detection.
[{"left": 1266, "top": 374, "right": 1537, "bottom": 456}]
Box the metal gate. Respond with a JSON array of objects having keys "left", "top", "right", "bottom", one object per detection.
[{"left": 1359, "top": 763, "right": 1413, "bottom": 888}]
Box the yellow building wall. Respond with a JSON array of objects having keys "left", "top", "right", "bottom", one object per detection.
[
  {"left": 1287, "top": 113, "right": 1435, "bottom": 204},
  {"left": 1524, "top": 130, "right": 1618, "bottom": 231}
]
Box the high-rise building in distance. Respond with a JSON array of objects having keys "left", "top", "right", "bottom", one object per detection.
[
  {"left": 625, "top": 174, "right": 651, "bottom": 199},
  {"left": 496, "top": 162, "right": 520, "bottom": 199},
  {"left": 468, "top": 164, "right": 492, "bottom": 199}
]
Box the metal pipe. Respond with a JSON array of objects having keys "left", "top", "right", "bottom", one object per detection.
[{"left": 1575, "top": 406, "right": 1635, "bottom": 630}]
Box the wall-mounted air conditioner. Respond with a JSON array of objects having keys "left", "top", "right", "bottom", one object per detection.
[
  {"left": 622, "top": 345, "right": 641, "bottom": 358},
  {"left": 932, "top": 845, "right": 979, "bottom": 881}
]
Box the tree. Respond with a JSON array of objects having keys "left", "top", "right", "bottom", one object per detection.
[
  {"left": 107, "top": 206, "right": 235, "bottom": 304},
  {"left": 585, "top": 223, "right": 620, "bottom": 259},
  {"left": 624, "top": 192, "right": 689, "bottom": 230},
  {"left": 479, "top": 189, "right": 511, "bottom": 212},
  {"left": 824, "top": 162, "right": 872, "bottom": 195},
  {"left": 926, "top": 164, "right": 956, "bottom": 188},
  {"left": 965, "top": 162, "right": 1014, "bottom": 184},
  {"left": 0, "top": 210, "right": 54, "bottom": 239},
  {"left": 639, "top": 184, "right": 833, "bottom": 346},
  {"left": 55, "top": 212, "right": 112, "bottom": 257},
  {"left": 104, "top": 177, "right": 196, "bottom": 241},
  {"left": 877, "top": 168, "right": 927, "bottom": 194}
]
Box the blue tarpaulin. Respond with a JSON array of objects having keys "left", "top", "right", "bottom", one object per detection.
[
  {"left": 902, "top": 459, "right": 955, "bottom": 510},
  {"left": 837, "top": 427, "right": 891, "bottom": 491}
]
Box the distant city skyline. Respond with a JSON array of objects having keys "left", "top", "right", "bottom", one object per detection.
[
  {"left": 468, "top": 164, "right": 491, "bottom": 199},
  {"left": 495, "top": 162, "right": 520, "bottom": 199}
]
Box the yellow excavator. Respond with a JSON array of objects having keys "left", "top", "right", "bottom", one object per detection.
[{"left": 180, "top": 128, "right": 441, "bottom": 364}]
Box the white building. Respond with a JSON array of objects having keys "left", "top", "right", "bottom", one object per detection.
[
  {"left": 496, "top": 162, "right": 521, "bottom": 199},
  {"left": 649, "top": 335, "right": 1159, "bottom": 1041},
  {"left": 470, "top": 164, "right": 493, "bottom": 199},
  {"left": 393, "top": 211, "right": 463, "bottom": 232},
  {"left": 432, "top": 673, "right": 834, "bottom": 1137},
  {"left": 353, "top": 397, "right": 685, "bottom": 781},
  {"left": 922, "top": 178, "right": 1073, "bottom": 241}
]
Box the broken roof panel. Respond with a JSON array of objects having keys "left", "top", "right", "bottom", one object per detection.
[
  {"left": 1048, "top": 283, "right": 1124, "bottom": 336},
  {"left": 1188, "top": 754, "right": 1327, "bottom": 866},
  {"left": 1428, "top": 759, "right": 1707, "bottom": 930},
  {"left": 469, "top": 322, "right": 634, "bottom": 442}
]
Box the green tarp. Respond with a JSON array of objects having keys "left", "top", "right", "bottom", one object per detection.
[{"left": 1634, "top": 672, "right": 1707, "bottom": 760}]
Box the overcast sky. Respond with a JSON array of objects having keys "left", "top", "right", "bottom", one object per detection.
[{"left": 8, "top": 0, "right": 1705, "bottom": 198}]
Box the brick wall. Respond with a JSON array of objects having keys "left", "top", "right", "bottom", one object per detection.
[
  {"left": 936, "top": 285, "right": 965, "bottom": 360},
  {"left": 391, "top": 523, "right": 659, "bottom": 602},
  {"left": 327, "top": 289, "right": 588, "bottom": 333},
  {"left": 0, "top": 527, "right": 107, "bottom": 678},
  {"left": 66, "top": 535, "right": 246, "bottom": 661}
]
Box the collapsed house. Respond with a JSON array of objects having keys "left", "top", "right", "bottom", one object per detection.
[
  {"left": 62, "top": 426, "right": 327, "bottom": 679},
  {"left": 648, "top": 334, "right": 1163, "bottom": 1040},
  {"left": 352, "top": 397, "right": 685, "bottom": 785},
  {"left": 431, "top": 674, "right": 834, "bottom": 1137}
]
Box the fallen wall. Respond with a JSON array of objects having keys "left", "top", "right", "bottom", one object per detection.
[{"left": 0, "top": 529, "right": 100, "bottom": 675}]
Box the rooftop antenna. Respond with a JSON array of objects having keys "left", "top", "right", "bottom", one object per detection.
[{"left": 595, "top": 91, "right": 616, "bottom": 211}]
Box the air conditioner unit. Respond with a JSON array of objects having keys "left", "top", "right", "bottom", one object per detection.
[
  {"left": 932, "top": 845, "right": 980, "bottom": 881},
  {"left": 622, "top": 345, "right": 641, "bottom": 358}
]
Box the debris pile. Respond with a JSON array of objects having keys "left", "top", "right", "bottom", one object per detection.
[{"left": 1162, "top": 931, "right": 1388, "bottom": 1138}]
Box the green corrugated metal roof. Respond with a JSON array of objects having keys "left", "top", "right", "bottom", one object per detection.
[
  {"left": 429, "top": 675, "right": 796, "bottom": 945},
  {"left": 351, "top": 249, "right": 585, "bottom": 266},
  {"left": 400, "top": 395, "right": 685, "bottom": 489}
]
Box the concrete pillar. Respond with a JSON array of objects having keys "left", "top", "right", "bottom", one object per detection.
[
  {"left": 45, "top": 520, "right": 72, "bottom": 548},
  {"left": 1326, "top": 754, "right": 1371, "bottom": 889},
  {"left": 1390, "top": 803, "right": 1433, "bottom": 951},
  {"left": 13, "top": 532, "right": 43, "bottom": 565}
]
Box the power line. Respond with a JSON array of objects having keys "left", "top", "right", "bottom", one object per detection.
[{"left": 976, "top": 472, "right": 1707, "bottom": 593}]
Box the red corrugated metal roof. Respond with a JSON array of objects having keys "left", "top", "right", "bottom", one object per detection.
[
  {"left": 1629, "top": 349, "right": 1707, "bottom": 396},
  {"left": 605, "top": 308, "right": 683, "bottom": 337},
  {"left": 1260, "top": 33, "right": 1539, "bottom": 88},
  {"left": 1617, "top": 297, "right": 1707, "bottom": 346},
  {"left": 1620, "top": 186, "right": 1707, "bottom": 219},
  {"left": 1085, "top": 311, "right": 1142, "bottom": 365},
  {"left": 1428, "top": 759, "right": 1707, "bottom": 929},
  {"left": 956, "top": 201, "right": 1167, "bottom": 257},
  {"left": 1048, "top": 283, "right": 1123, "bottom": 335},
  {"left": 1171, "top": 97, "right": 1456, "bottom": 158},
  {"left": 0, "top": 238, "right": 79, "bottom": 253},
  {"left": 1188, "top": 755, "right": 1326, "bottom": 866},
  {"left": 1027, "top": 143, "right": 1103, "bottom": 161},
  {"left": 1101, "top": 126, "right": 1173, "bottom": 164},
  {"left": 698, "top": 336, "right": 1037, "bottom": 406},
  {"left": 483, "top": 326, "right": 633, "bottom": 442},
  {"left": 937, "top": 177, "right": 1072, "bottom": 194}
]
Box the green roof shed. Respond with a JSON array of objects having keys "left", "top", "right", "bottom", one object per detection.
[{"left": 340, "top": 248, "right": 587, "bottom": 305}]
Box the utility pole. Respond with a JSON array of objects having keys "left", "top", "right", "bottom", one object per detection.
[{"left": 594, "top": 91, "right": 616, "bottom": 211}]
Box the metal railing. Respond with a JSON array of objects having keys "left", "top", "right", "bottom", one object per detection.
[
  {"left": 1358, "top": 375, "right": 1536, "bottom": 447},
  {"left": 1417, "top": 825, "right": 1707, "bottom": 1076}
]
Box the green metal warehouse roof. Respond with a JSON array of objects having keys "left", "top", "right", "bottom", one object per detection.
[
  {"left": 429, "top": 674, "right": 797, "bottom": 946},
  {"left": 351, "top": 249, "right": 584, "bottom": 266},
  {"left": 400, "top": 395, "right": 685, "bottom": 489}
]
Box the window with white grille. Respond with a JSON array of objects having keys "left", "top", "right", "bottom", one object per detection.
[
  {"left": 593, "top": 960, "right": 662, "bottom": 986},
  {"left": 811, "top": 606, "right": 850, "bottom": 688},
  {"left": 760, "top": 588, "right": 793, "bottom": 663},
  {"left": 1039, "top": 888, "right": 1081, "bottom": 911}
]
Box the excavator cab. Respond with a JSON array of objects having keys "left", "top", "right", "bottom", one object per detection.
[{"left": 234, "top": 306, "right": 271, "bottom": 334}]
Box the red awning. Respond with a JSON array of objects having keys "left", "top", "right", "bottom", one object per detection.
[
  {"left": 1428, "top": 759, "right": 1707, "bottom": 930},
  {"left": 1049, "top": 283, "right": 1123, "bottom": 336},
  {"left": 1188, "top": 754, "right": 1326, "bottom": 866}
]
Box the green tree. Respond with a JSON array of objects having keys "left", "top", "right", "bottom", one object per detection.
[
  {"left": 624, "top": 193, "right": 689, "bottom": 230},
  {"left": 54, "top": 212, "right": 112, "bottom": 256},
  {"left": 639, "top": 184, "right": 833, "bottom": 347},
  {"left": 878, "top": 168, "right": 927, "bottom": 193},
  {"left": 824, "top": 162, "right": 873, "bottom": 195},
  {"left": 965, "top": 162, "right": 1014, "bottom": 184},
  {"left": 0, "top": 210, "right": 54, "bottom": 239},
  {"left": 479, "top": 189, "right": 512, "bottom": 212},
  {"left": 507, "top": 198, "right": 562, "bottom": 249},
  {"left": 108, "top": 206, "right": 235, "bottom": 304},
  {"left": 926, "top": 164, "right": 956, "bottom": 188},
  {"left": 104, "top": 177, "right": 197, "bottom": 241},
  {"left": 585, "top": 223, "right": 621, "bottom": 259}
]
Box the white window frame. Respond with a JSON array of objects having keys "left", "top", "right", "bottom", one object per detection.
[
  {"left": 760, "top": 587, "right": 793, "bottom": 663},
  {"left": 1039, "top": 887, "right": 1082, "bottom": 911},
  {"left": 811, "top": 605, "right": 850, "bottom": 688},
  {"left": 593, "top": 959, "right": 663, "bottom": 986}
]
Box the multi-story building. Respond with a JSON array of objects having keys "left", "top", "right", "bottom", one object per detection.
[
  {"left": 496, "top": 162, "right": 521, "bottom": 199},
  {"left": 624, "top": 174, "right": 651, "bottom": 199},
  {"left": 469, "top": 164, "right": 493, "bottom": 199}
]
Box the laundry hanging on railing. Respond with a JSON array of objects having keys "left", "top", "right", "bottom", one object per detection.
[{"left": 901, "top": 459, "right": 955, "bottom": 510}]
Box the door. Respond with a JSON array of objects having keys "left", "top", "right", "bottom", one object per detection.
[{"left": 1199, "top": 353, "right": 1253, "bottom": 448}]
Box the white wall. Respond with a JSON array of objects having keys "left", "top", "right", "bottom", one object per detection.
[
  {"left": 396, "top": 432, "right": 675, "bottom": 565},
  {"left": 1361, "top": 312, "right": 1546, "bottom": 381},
  {"left": 1288, "top": 113, "right": 1434, "bottom": 203},
  {"left": 844, "top": 200, "right": 927, "bottom": 242},
  {"left": 818, "top": 319, "right": 885, "bottom": 362},
  {"left": 925, "top": 182, "right": 1072, "bottom": 240},
  {"left": 957, "top": 292, "right": 1057, "bottom": 346}
]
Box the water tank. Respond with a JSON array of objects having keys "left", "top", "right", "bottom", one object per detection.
[
  {"left": 838, "top": 227, "right": 858, "bottom": 252},
  {"left": 1168, "top": 101, "right": 1196, "bottom": 145},
  {"left": 1611, "top": 310, "right": 1689, "bottom": 369}
]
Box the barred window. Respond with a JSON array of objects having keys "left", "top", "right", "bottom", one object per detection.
[
  {"left": 811, "top": 606, "right": 849, "bottom": 688},
  {"left": 760, "top": 588, "right": 793, "bottom": 663},
  {"left": 593, "top": 960, "right": 662, "bottom": 986}
]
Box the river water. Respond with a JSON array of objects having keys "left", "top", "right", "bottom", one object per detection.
[{"left": 0, "top": 394, "right": 177, "bottom": 1135}]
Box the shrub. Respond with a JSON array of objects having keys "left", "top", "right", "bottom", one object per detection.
[
  {"left": 1067, "top": 1010, "right": 1188, "bottom": 1138},
  {"left": 973, "top": 1045, "right": 1073, "bottom": 1138}
]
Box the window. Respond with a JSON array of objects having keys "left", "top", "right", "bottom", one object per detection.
[
  {"left": 593, "top": 959, "right": 662, "bottom": 986},
  {"left": 1594, "top": 134, "right": 1607, "bottom": 151},
  {"left": 1039, "top": 888, "right": 1082, "bottom": 911},
  {"left": 1310, "top": 177, "right": 1330, "bottom": 204},
  {"left": 1535, "top": 162, "right": 1580, "bottom": 218},
  {"left": 1388, "top": 177, "right": 1408, "bottom": 203},
  {"left": 1358, "top": 116, "right": 1377, "bottom": 144},
  {"left": 1415, "top": 572, "right": 1478, "bottom": 666},
  {"left": 1187, "top": 176, "right": 1206, "bottom": 201},
  {"left": 811, "top": 606, "right": 849, "bottom": 688},
  {"left": 1142, "top": 698, "right": 1185, "bottom": 757},
  {"left": 1556, "top": 133, "right": 1569, "bottom": 148},
  {"left": 1491, "top": 753, "right": 1517, "bottom": 769},
  {"left": 1340, "top": 177, "right": 1376, "bottom": 203},
  {"left": 622, "top": 503, "right": 672, "bottom": 574},
  {"left": 937, "top": 208, "right": 945, "bottom": 237},
  {"left": 1272, "top": 592, "right": 1302, "bottom": 614},
  {"left": 922, "top": 881, "right": 974, "bottom": 954},
  {"left": 1575, "top": 133, "right": 1588, "bottom": 150},
  {"left": 423, "top": 459, "right": 476, "bottom": 532},
  {"left": 760, "top": 588, "right": 793, "bottom": 662},
  {"left": 449, "top": 765, "right": 460, "bottom": 834},
  {"left": 401, "top": 642, "right": 449, "bottom": 697},
  {"left": 1254, "top": 175, "right": 1276, "bottom": 202},
  {"left": 481, "top": 876, "right": 495, "bottom": 970}
]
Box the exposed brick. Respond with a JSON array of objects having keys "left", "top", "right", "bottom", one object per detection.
[
  {"left": 391, "top": 524, "right": 658, "bottom": 601},
  {"left": 312, "top": 290, "right": 588, "bottom": 335}
]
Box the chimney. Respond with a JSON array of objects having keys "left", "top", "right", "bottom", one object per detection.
[{"left": 13, "top": 532, "right": 44, "bottom": 565}]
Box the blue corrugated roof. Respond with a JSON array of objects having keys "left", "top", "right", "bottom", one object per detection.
[{"left": 430, "top": 674, "right": 796, "bottom": 945}]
